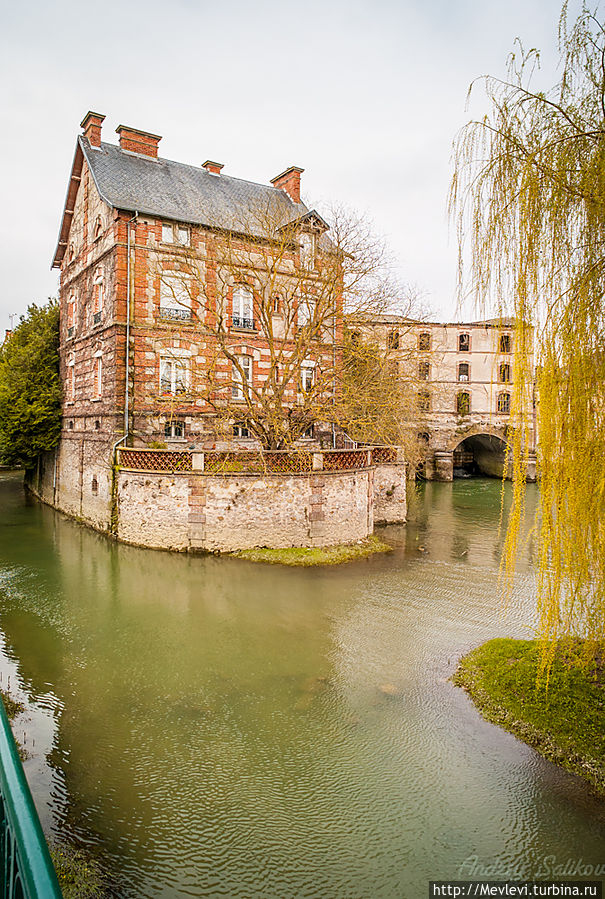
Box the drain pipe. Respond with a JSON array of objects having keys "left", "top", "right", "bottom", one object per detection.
[{"left": 112, "top": 211, "right": 138, "bottom": 462}]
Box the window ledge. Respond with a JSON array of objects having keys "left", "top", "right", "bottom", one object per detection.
[{"left": 91, "top": 397, "right": 102, "bottom": 402}]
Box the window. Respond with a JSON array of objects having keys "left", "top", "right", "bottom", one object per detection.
[
  {"left": 418, "top": 360, "right": 430, "bottom": 381},
  {"left": 67, "top": 359, "right": 75, "bottom": 401},
  {"left": 458, "top": 362, "right": 470, "bottom": 382},
  {"left": 299, "top": 232, "right": 315, "bottom": 269},
  {"left": 95, "top": 420, "right": 100, "bottom": 430},
  {"left": 67, "top": 296, "right": 76, "bottom": 338},
  {"left": 162, "top": 223, "right": 174, "bottom": 243},
  {"left": 298, "top": 296, "right": 316, "bottom": 328},
  {"left": 67, "top": 243, "right": 75, "bottom": 263},
  {"left": 417, "top": 431, "right": 430, "bottom": 444},
  {"left": 272, "top": 295, "right": 282, "bottom": 314},
  {"left": 93, "top": 215, "right": 102, "bottom": 241},
  {"left": 164, "top": 420, "right": 185, "bottom": 438},
  {"left": 387, "top": 330, "right": 400, "bottom": 349},
  {"left": 457, "top": 391, "right": 471, "bottom": 415},
  {"left": 160, "top": 273, "right": 192, "bottom": 321},
  {"left": 499, "top": 334, "right": 511, "bottom": 354},
  {"left": 68, "top": 420, "right": 74, "bottom": 430},
  {"left": 458, "top": 333, "right": 470, "bottom": 352},
  {"left": 418, "top": 332, "right": 431, "bottom": 351},
  {"left": 92, "top": 272, "right": 104, "bottom": 324},
  {"left": 232, "top": 421, "right": 250, "bottom": 438},
  {"left": 93, "top": 354, "right": 102, "bottom": 398},
  {"left": 498, "top": 392, "right": 511, "bottom": 413},
  {"left": 349, "top": 330, "right": 361, "bottom": 345},
  {"left": 232, "top": 286, "right": 254, "bottom": 329},
  {"left": 160, "top": 358, "right": 188, "bottom": 395},
  {"left": 499, "top": 362, "right": 511, "bottom": 383},
  {"left": 418, "top": 391, "right": 430, "bottom": 413},
  {"left": 301, "top": 363, "right": 315, "bottom": 392},
  {"left": 303, "top": 423, "right": 314, "bottom": 439},
  {"left": 232, "top": 355, "right": 252, "bottom": 399},
  {"left": 162, "top": 222, "right": 190, "bottom": 245},
  {"left": 177, "top": 226, "right": 190, "bottom": 246},
  {"left": 91, "top": 477, "right": 98, "bottom": 495}
]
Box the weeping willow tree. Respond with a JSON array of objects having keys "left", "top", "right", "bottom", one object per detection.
[{"left": 450, "top": 3, "right": 605, "bottom": 671}]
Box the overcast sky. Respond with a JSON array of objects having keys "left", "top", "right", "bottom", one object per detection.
[{"left": 1, "top": 0, "right": 577, "bottom": 333}]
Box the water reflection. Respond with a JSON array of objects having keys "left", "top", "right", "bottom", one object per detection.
[{"left": 0, "top": 473, "right": 602, "bottom": 898}]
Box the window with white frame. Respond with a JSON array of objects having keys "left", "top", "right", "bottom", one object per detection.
[
  {"left": 160, "top": 358, "right": 188, "bottom": 395},
  {"left": 164, "top": 419, "right": 185, "bottom": 438},
  {"left": 298, "top": 296, "right": 316, "bottom": 328},
  {"left": 497, "top": 392, "right": 511, "bottom": 413},
  {"left": 301, "top": 362, "right": 315, "bottom": 392},
  {"left": 232, "top": 355, "right": 252, "bottom": 399},
  {"left": 93, "top": 352, "right": 102, "bottom": 398},
  {"left": 232, "top": 286, "right": 254, "bottom": 329},
  {"left": 159, "top": 273, "right": 192, "bottom": 321},
  {"left": 232, "top": 421, "right": 250, "bottom": 438},
  {"left": 161, "top": 222, "right": 190, "bottom": 245},
  {"left": 299, "top": 232, "right": 315, "bottom": 269}
]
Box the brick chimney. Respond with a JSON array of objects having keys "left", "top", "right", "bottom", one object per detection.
[
  {"left": 270, "top": 166, "right": 304, "bottom": 203},
  {"left": 116, "top": 125, "right": 162, "bottom": 158},
  {"left": 202, "top": 160, "right": 224, "bottom": 175},
  {"left": 80, "top": 111, "right": 105, "bottom": 148}
]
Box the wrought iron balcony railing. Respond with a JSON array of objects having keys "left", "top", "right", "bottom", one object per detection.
[
  {"left": 159, "top": 307, "right": 193, "bottom": 322},
  {"left": 0, "top": 699, "right": 62, "bottom": 897},
  {"left": 231, "top": 316, "right": 255, "bottom": 330}
]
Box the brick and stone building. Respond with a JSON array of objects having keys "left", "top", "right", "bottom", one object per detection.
[
  {"left": 29, "top": 112, "right": 407, "bottom": 548},
  {"left": 365, "top": 315, "right": 536, "bottom": 480}
]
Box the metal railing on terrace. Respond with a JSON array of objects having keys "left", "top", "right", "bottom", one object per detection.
[
  {"left": 0, "top": 700, "right": 62, "bottom": 897},
  {"left": 117, "top": 446, "right": 398, "bottom": 475}
]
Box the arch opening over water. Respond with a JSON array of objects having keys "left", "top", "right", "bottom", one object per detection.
[{"left": 453, "top": 433, "right": 508, "bottom": 479}]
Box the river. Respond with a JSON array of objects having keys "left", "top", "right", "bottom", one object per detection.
[{"left": 0, "top": 471, "right": 603, "bottom": 898}]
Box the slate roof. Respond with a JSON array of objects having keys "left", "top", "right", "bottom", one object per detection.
[{"left": 82, "top": 136, "right": 308, "bottom": 234}]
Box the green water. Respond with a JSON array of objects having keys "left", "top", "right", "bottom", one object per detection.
[{"left": 0, "top": 472, "right": 603, "bottom": 898}]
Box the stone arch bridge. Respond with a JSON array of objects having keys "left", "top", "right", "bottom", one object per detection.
[{"left": 423, "top": 422, "right": 536, "bottom": 482}]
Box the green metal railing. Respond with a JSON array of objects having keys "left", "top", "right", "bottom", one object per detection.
[{"left": 0, "top": 699, "right": 62, "bottom": 898}]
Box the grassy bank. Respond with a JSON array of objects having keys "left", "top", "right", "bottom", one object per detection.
[
  {"left": 1, "top": 690, "right": 108, "bottom": 897},
  {"left": 453, "top": 638, "right": 605, "bottom": 794},
  {"left": 230, "top": 534, "right": 393, "bottom": 566}
]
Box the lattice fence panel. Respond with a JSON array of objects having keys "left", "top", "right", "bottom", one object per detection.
[
  {"left": 119, "top": 449, "right": 192, "bottom": 472},
  {"left": 371, "top": 446, "right": 397, "bottom": 464},
  {"left": 322, "top": 450, "right": 368, "bottom": 470}
]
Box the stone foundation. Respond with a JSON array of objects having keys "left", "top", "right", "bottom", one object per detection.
[{"left": 27, "top": 439, "right": 406, "bottom": 553}]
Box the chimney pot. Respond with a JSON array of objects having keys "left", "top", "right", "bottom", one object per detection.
[
  {"left": 202, "top": 160, "right": 224, "bottom": 175},
  {"left": 270, "top": 166, "right": 304, "bottom": 204},
  {"left": 80, "top": 111, "right": 105, "bottom": 148},
  {"left": 116, "top": 124, "right": 162, "bottom": 158}
]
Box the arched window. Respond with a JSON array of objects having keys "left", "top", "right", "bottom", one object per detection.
[
  {"left": 93, "top": 215, "right": 103, "bottom": 240},
  {"left": 232, "top": 286, "right": 254, "bottom": 329},
  {"left": 92, "top": 270, "right": 104, "bottom": 324},
  {"left": 387, "top": 330, "right": 400, "bottom": 349},
  {"left": 499, "top": 362, "right": 511, "bottom": 383},
  {"left": 457, "top": 391, "right": 471, "bottom": 415},
  {"left": 418, "top": 332, "right": 431, "bottom": 351},
  {"left": 499, "top": 334, "right": 511, "bottom": 354},
  {"left": 497, "top": 392, "right": 511, "bottom": 413},
  {"left": 458, "top": 362, "right": 470, "bottom": 381},
  {"left": 67, "top": 243, "right": 75, "bottom": 263},
  {"left": 458, "top": 333, "right": 470, "bottom": 352}
]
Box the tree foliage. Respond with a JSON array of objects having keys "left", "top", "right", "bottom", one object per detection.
[
  {"left": 0, "top": 302, "right": 62, "bottom": 468},
  {"left": 150, "top": 201, "right": 421, "bottom": 450},
  {"left": 450, "top": 4, "right": 605, "bottom": 664}
]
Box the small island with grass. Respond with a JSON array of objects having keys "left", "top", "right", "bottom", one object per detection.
[
  {"left": 229, "top": 534, "right": 393, "bottom": 566},
  {"left": 454, "top": 638, "right": 605, "bottom": 795}
]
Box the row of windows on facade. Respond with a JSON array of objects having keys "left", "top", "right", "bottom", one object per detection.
[
  {"left": 159, "top": 356, "right": 316, "bottom": 398},
  {"left": 66, "top": 280, "right": 319, "bottom": 336},
  {"left": 160, "top": 222, "right": 317, "bottom": 269},
  {"left": 417, "top": 361, "right": 512, "bottom": 382},
  {"left": 417, "top": 391, "right": 511, "bottom": 414},
  {"left": 388, "top": 331, "right": 512, "bottom": 354},
  {"left": 162, "top": 420, "right": 314, "bottom": 440}
]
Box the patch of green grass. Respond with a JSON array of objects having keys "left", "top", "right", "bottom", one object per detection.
[
  {"left": 50, "top": 843, "right": 107, "bottom": 898},
  {"left": 230, "top": 535, "right": 393, "bottom": 566},
  {"left": 453, "top": 638, "right": 605, "bottom": 794}
]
